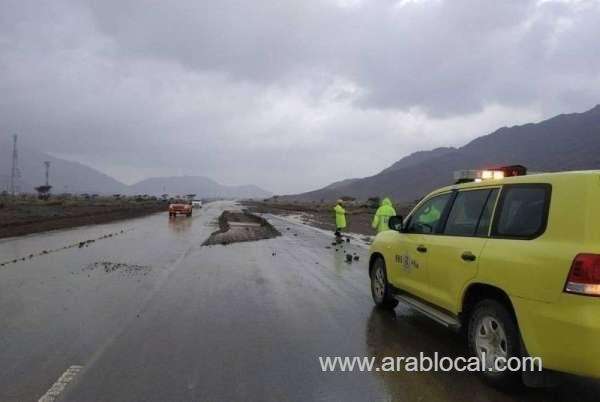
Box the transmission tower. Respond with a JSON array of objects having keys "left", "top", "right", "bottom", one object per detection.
[{"left": 9, "top": 134, "right": 21, "bottom": 195}]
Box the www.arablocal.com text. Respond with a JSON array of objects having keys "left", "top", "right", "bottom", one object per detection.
[{"left": 319, "top": 353, "right": 542, "bottom": 373}]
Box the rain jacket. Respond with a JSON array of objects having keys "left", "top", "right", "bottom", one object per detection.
[
  {"left": 334, "top": 204, "right": 347, "bottom": 229},
  {"left": 420, "top": 204, "right": 441, "bottom": 225},
  {"left": 371, "top": 197, "right": 397, "bottom": 233}
]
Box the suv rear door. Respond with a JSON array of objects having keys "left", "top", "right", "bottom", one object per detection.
[
  {"left": 476, "top": 184, "right": 553, "bottom": 301},
  {"left": 425, "top": 187, "right": 500, "bottom": 313}
]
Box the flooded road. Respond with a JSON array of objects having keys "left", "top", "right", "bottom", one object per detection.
[{"left": 0, "top": 201, "right": 597, "bottom": 401}]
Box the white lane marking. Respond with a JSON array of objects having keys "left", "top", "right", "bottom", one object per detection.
[{"left": 38, "top": 365, "right": 83, "bottom": 402}]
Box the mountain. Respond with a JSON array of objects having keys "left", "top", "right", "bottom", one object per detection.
[
  {"left": 128, "top": 176, "right": 271, "bottom": 199},
  {"left": 0, "top": 141, "right": 271, "bottom": 199},
  {"left": 379, "top": 147, "right": 456, "bottom": 174},
  {"left": 323, "top": 177, "right": 360, "bottom": 190},
  {"left": 0, "top": 140, "right": 129, "bottom": 194},
  {"left": 286, "top": 104, "right": 600, "bottom": 203}
]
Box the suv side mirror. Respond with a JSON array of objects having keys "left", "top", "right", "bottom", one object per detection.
[{"left": 388, "top": 215, "right": 404, "bottom": 232}]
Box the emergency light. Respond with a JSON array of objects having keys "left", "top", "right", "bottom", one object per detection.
[{"left": 453, "top": 165, "right": 527, "bottom": 184}]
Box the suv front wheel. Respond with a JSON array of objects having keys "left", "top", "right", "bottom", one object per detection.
[
  {"left": 467, "top": 299, "right": 522, "bottom": 388},
  {"left": 370, "top": 257, "right": 398, "bottom": 309}
]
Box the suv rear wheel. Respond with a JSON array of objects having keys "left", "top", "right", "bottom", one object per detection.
[
  {"left": 370, "top": 257, "right": 398, "bottom": 309},
  {"left": 467, "top": 299, "right": 522, "bottom": 388}
]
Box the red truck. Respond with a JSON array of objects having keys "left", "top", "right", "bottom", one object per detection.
[{"left": 168, "top": 202, "right": 192, "bottom": 218}]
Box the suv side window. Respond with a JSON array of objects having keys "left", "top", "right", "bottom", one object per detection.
[
  {"left": 492, "top": 185, "right": 550, "bottom": 239},
  {"left": 475, "top": 188, "right": 499, "bottom": 236},
  {"left": 444, "top": 189, "right": 494, "bottom": 236},
  {"left": 405, "top": 193, "right": 452, "bottom": 234}
]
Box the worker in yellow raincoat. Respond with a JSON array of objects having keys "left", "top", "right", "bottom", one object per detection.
[
  {"left": 371, "top": 197, "right": 397, "bottom": 233},
  {"left": 333, "top": 199, "right": 346, "bottom": 241}
]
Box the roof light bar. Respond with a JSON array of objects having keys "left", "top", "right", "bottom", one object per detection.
[{"left": 453, "top": 165, "right": 527, "bottom": 184}]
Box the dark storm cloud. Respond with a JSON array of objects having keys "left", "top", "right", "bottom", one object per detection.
[
  {"left": 1, "top": 0, "right": 599, "bottom": 193},
  {"left": 82, "top": 0, "right": 600, "bottom": 115}
]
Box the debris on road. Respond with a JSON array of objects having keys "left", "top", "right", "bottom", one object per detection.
[
  {"left": 83, "top": 261, "right": 151, "bottom": 275},
  {"left": 346, "top": 254, "right": 353, "bottom": 263},
  {"left": 0, "top": 229, "right": 131, "bottom": 268},
  {"left": 203, "top": 211, "right": 280, "bottom": 246}
]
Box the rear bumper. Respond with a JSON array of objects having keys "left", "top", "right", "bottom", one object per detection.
[{"left": 513, "top": 294, "right": 600, "bottom": 378}]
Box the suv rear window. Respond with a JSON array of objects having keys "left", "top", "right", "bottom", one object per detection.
[
  {"left": 443, "top": 188, "right": 499, "bottom": 237},
  {"left": 444, "top": 189, "right": 492, "bottom": 236},
  {"left": 492, "top": 185, "right": 550, "bottom": 239},
  {"left": 475, "top": 188, "right": 499, "bottom": 237}
]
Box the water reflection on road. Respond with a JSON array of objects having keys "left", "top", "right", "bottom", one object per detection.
[{"left": 167, "top": 215, "right": 193, "bottom": 235}]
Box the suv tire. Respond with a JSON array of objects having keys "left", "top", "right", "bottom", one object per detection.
[
  {"left": 370, "top": 257, "right": 398, "bottom": 309},
  {"left": 467, "top": 299, "right": 522, "bottom": 388}
]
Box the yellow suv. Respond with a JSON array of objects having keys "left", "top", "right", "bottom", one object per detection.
[{"left": 368, "top": 169, "right": 600, "bottom": 386}]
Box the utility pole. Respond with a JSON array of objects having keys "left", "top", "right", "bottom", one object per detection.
[
  {"left": 44, "top": 161, "right": 51, "bottom": 186},
  {"left": 9, "top": 134, "right": 20, "bottom": 196}
]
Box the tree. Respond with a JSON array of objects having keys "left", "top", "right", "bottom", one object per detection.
[
  {"left": 367, "top": 196, "right": 380, "bottom": 209},
  {"left": 35, "top": 185, "right": 52, "bottom": 200}
]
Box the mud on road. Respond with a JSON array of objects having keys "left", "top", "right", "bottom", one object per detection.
[{"left": 203, "top": 210, "right": 281, "bottom": 245}]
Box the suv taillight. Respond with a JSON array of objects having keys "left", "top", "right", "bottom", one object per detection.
[{"left": 564, "top": 254, "right": 600, "bottom": 296}]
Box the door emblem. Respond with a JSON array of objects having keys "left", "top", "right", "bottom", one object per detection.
[{"left": 395, "top": 254, "right": 419, "bottom": 272}]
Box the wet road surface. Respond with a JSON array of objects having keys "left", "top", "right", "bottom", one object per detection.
[{"left": 0, "top": 201, "right": 598, "bottom": 401}]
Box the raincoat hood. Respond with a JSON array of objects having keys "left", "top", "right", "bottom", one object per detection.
[
  {"left": 381, "top": 197, "right": 392, "bottom": 207},
  {"left": 372, "top": 197, "right": 396, "bottom": 233}
]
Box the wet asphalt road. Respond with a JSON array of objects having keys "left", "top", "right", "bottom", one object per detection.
[{"left": 0, "top": 201, "right": 598, "bottom": 402}]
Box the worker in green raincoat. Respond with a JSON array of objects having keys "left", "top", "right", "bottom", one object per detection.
[
  {"left": 333, "top": 199, "right": 346, "bottom": 240},
  {"left": 371, "top": 197, "right": 397, "bottom": 233},
  {"left": 420, "top": 204, "right": 441, "bottom": 225}
]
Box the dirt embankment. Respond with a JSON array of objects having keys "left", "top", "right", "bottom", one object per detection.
[
  {"left": 203, "top": 210, "right": 280, "bottom": 245},
  {"left": 0, "top": 199, "right": 167, "bottom": 239},
  {"left": 243, "top": 200, "right": 415, "bottom": 236}
]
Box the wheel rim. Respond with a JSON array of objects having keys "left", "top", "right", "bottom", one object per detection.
[
  {"left": 372, "top": 264, "right": 385, "bottom": 302},
  {"left": 475, "top": 315, "right": 509, "bottom": 372}
]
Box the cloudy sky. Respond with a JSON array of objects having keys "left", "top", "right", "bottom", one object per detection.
[{"left": 1, "top": 0, "right": 599, "bottom": 193}]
